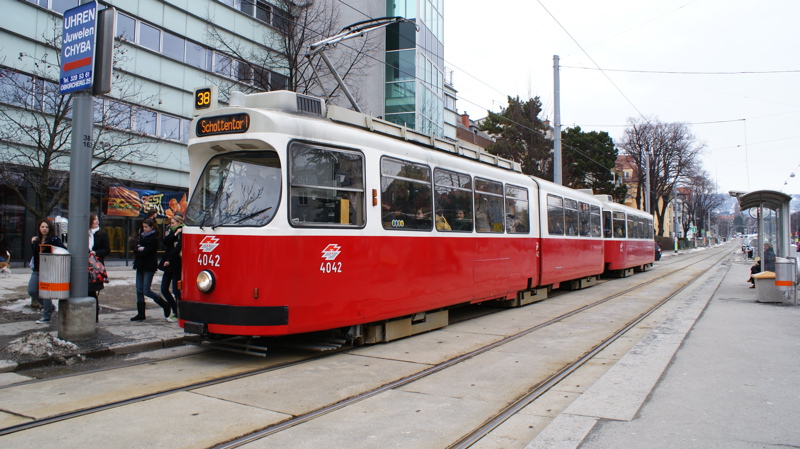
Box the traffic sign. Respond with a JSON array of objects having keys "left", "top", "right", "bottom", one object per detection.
[{"left": 59, "top": 1, "right": 97, "bottom": 95}]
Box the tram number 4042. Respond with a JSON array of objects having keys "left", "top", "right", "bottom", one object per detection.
[
  {"left": 198, "top": 254, "right": 220, "bottom": 267},
  {"left": 320, "top": 262, "right": 343, "bottom": 273}
]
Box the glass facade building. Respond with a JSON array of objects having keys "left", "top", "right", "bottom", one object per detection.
[{"left": 385, "top": 0, "right": 445, "bottom": 137}]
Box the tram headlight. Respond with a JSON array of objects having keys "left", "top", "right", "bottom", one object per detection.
[{"left": 196, "top": 270, "right": 216, "bottom": 293}]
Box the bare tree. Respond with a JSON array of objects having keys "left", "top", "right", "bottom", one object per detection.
[
  {"left": 205, "top": 0, "right": 381, "bottom": 106},
  {"left": 682, "top": 168, "right": 725, "bottom": 236},
  {"left": 0, "top": 22, "right": 158, "bottom": 222},
  {"left": 619, "top": 117, "right": 705, "bottom": 236}
]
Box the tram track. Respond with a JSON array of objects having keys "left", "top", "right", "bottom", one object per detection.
[
  {"left": 212, "top": 246, "right": 732, "bottom": 449},
  {"left": 0, "top": 244, "right": 732, "bottom": 447},
  {"left": 449, "top": 249, "right": 732, "bottom": 448}
]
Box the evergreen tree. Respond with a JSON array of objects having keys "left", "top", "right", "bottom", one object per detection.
[
  {"left": 479, "top": 96, "right": 553, "bottom": 179},
  {"left": 561, "top": 126, "right": 627, "bottom": 202}
]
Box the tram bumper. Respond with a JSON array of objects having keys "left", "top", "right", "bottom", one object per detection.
[
  {"left": 184, "top": 321, "right": 208, "bottom": 336},
  {"left": 179, "top": 301, "right": 289, "bottom": 335}
]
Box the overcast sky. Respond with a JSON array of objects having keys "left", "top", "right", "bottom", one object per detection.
[{"left": 444, "top": 0, "right": 800, "bottom": 197}]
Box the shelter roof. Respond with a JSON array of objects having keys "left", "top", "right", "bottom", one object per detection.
[{"left": 737, "top": 190, "right": 792, "bottom": 211}]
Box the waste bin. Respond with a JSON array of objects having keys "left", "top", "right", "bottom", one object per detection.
[
  {"left": 775, "top": 258, "right": 796, "bottom": 292},
  {"left": 752, "top": 271, "right": 783, "bottom": 303},
  {"left": 39, "top": 245, "right": 70, "bottom": 299}
]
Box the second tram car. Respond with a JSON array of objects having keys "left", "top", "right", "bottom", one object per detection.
[
  {"left": 179, "top": 91, "right": 655, "bottom": 345},
  {"left": 597, "top": 197, "right": 655, "bottom": 275}
]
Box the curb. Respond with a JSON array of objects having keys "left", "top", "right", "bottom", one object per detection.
[{"left": 0, "top": 335, "right": 187, "bottom": 374}]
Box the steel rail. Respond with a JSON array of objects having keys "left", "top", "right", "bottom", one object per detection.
[
  {"left": 448, "top": 249, "right": 733, "bottom": 448},
  {"left": 213, "top": 246, "right": 730, "bottom": 449}
]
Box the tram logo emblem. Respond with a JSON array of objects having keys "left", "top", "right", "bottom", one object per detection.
[
  {"left": 321, "top": 244, "right": 341, "bottom": 261},
  {"left": 199, "top": 236, "right": 220, "bottom": 253}
]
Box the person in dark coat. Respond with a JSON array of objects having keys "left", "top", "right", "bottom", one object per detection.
[
  {"left": 29, "top": 219, "right": 66, "bottom": 324},
  {"left": 159, "top": 213, "right": 183, "bottom": 322},
  {"left": 763, "top": 242, "right": 776, "bottom": 272},
  {"left": 131, "top": 218, "right": 170, "bottom": 321},
  {"left": 747, "top": 257, "right": 761, "bottom": 288},
  {"left": 89, "top": 214, "right": 111, "bottom": 322}
]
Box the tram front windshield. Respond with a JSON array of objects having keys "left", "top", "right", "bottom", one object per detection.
[{"left": 185, "top": 151, "right": 282, "bottom": 228}]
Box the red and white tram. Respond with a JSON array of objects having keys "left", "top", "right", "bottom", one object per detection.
[
  {"left": 179, "top": 91, "right": 654, "bottom": 345},
  {"left": 597, "top": 197, "right": 655, "bottom": 275},
  {"left": 538, "top": 182, "right": 605, "bottom": 289}
]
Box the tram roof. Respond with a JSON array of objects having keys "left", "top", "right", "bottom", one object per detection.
[{"left": 326, "top": 105, "right": 522, "bottom": 173}]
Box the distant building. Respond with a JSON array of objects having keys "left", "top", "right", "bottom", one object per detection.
[
  {"left": 616, "top": 154, "right": 680, "bottom": 238},
  {"left": 456, "top": 112, "right": 494, "bottom": 149}
]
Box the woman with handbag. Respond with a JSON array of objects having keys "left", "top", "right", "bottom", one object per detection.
[
  {"left": 29, "top": 219, "right": 66, "bottom": 324},
  {"left": 89, "top": 214, "right": 110, "bottom": 322},
  {"left": 159, "top": 213, "right": 183, "bottom": 322}
]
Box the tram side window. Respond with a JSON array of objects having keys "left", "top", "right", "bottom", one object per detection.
[
  {"left": 627, "top": 216, "right": 635, "bottom": 239},
  {"left": 475, "top": 178, "right": 504, "bottom": 233},
  {"left": 590, "top": 205, "right": 602, "bottom": 237},
  {"left": 434, "top": 168, "right": 473, "bottom": 232},
  {"left": 564, "top": 199, "right": 579, "bottom": 236},
  {"left": 602, "top": 210, "right": 612, "bottom": 238},
  {"left": 547, "top": 195, "right": 564, "bottom": 235},
  {"left": 505, "top": 184, "right": 529, "bottom": 234},
  {"left": 381, "top": 157, "right": 432, "bottom": 230},
  {"left": 578, "top": 202, "right": 591, "bottom": 236},
  {"left": 185, "top": 150, "right": 282, "bottom": 227},
  {"left": 647, "top": 218, "right": 654, "bottom": 239},
  {"left": 289, "top": 143, "right": 365, "bottom": 227},
  {"left": 613, "top": 211, "right": 626, "bottom": 238}
]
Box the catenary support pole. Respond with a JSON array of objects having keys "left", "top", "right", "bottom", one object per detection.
[{"left": 553, "top": 55, "right": 562, "bottom": 185}]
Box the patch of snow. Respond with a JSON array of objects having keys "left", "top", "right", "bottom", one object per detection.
[{"left": 4, "top": 332, "right": 77, "bottom": 358}]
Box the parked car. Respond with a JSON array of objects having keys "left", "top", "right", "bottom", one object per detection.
[{"left": 655, "top": 242, "right": 662, "bottom": 261}]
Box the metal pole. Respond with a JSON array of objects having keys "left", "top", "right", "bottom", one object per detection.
[
  {"left": 553, "top": 55, "right": 562, "bottom": 185},
  {"left": 318, "top": 50, "right": 360, "bottom": 112},
  {"left": 644, "top": 154, "right": 651, "bottom": 213},
  {"left": 673, "top": 184, "right": 678, "bottom": 253},
  {"left": 61, "top": 90, "right": 96, "bottom": 340}
]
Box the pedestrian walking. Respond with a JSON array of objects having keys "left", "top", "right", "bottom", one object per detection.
[
  {"left": 29, "top": 219, "right": 66, "bottom": 324},
  {"left": 89, "top": 214, "right": 110, "bottom": 322},
  {"left": 130, "top": 218, "right": 170, "bottom": 321},
  {"left": 159, "top": 213, "right": 183, "bottom": 322}
]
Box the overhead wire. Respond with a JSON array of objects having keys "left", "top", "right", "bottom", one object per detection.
[
  {"left": 333, "top": 0, "right": 619, "bottom": 175},
  {"left": 561, "top": 66, "right": 800, "bottom": 75}
]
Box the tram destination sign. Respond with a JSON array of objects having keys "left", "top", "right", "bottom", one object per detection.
[
  {"left": 196, "top": 113, "right": 250, "bottom": 137},
  {"left": 59, "top": 1, "right": 97, "bottom": 94}
]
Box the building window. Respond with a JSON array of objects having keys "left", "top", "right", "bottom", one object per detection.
[
  {"left": 162, "top": 31, "right": 185, "bottom": 61},
  {"left": 139, "top": 22, "right": 161, "bottom": 52},
  {"left": 160, "top": 114, "right": 181, "bottom": 140},
  {"left": 134, "top": 109, "right": 157, "bottom": 135},
  {"left": 186, "top": 43, "right": 210, "bottom": 71},
  {"left": 116, "top": 12, "right": 136, "bottom": 41}
]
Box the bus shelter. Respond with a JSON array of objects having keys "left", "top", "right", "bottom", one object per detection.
[{"left": 737, "top": 190, "right": 792, "bottom": 259}]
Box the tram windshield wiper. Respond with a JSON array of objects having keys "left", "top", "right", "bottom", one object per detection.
[{"left": 233, "top": 207, "right": 272, "bottom": 225}]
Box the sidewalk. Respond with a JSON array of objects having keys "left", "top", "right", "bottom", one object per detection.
[
  {"left": 526, "top": 247, "right": 800, "bottom": 448},
  {"left": 0, "top": 264, "right": 186, "bottom": 373}
]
